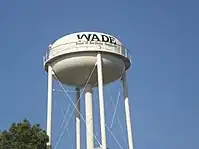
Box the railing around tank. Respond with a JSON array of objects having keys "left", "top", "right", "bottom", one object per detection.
[{"left": 43, "top": 41, "right": 132, "bottom": 65}]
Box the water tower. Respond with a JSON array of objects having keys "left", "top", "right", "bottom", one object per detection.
[{"left": 43, "top": 32, "right": 134, "bottom": 149}]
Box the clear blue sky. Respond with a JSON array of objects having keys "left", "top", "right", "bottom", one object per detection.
[{"left": 0, "top": 0, "right": 199, "bottom": 149}]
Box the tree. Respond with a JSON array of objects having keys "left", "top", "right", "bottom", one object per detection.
[{"left": 0, "top": 119, "right": 51, "bottom": 149}]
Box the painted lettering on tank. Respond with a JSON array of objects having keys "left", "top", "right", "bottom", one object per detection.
[{"left": 77, "top": 33, "right": 117, "bottom": 44}]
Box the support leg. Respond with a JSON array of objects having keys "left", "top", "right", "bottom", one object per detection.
[
  {"left": 97, "top": 53, "right": 107, "bottom": 149},
  {"left": 122, "top": 72, "right": 134, "bottom": 149},
  {"left": 85, "top": 84, "right": 94, "bottom": 149},
  {"left": 47, "top": 65, "right": 53, "bottom": 146},
  {"left": 76, "top": 88, "right": 81, "bottom": 149}
]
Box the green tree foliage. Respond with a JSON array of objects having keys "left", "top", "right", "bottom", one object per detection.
[{"left": 0, "top": 119, "right": 51, "bottom": 149}]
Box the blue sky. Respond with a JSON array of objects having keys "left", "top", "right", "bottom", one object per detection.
[{"left": 0, "top": 0, "right": 199, "bottom": 149}]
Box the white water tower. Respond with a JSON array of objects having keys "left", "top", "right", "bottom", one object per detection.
[{"left": 43, "top": 32, "right": 134, "bottom": 149}]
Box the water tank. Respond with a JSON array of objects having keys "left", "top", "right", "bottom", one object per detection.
[{"left": 44, "top": 32, "right": 131, "bottom": 87}]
